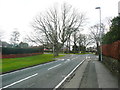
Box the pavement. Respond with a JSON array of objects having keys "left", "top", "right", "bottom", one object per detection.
[{"left": 62, "top": 54, "right": 119, "bottom": 88}]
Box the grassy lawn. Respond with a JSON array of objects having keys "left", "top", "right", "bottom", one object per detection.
[{"left": 1, "top": 54, "right": 65, "bottom": 73}]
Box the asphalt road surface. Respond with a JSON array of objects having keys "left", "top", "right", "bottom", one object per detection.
[{"left": 1, "top": 54, "right": 89, "bottom": 89}]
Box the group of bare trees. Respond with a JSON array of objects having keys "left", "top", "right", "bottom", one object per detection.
[
  {"left": 27, "top": 3, "right": 86, "bottom": 56},
  {"left": 10, "top": 31, "right": 20, "bottom": 47},
  {"left": 69, "top": 31, "right": 93, "bottom": 53},
  {"left": 26, "top": 3, "right": 111, "bottom": 56}
]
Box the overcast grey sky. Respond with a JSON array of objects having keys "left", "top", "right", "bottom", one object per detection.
[{"left": 0, "top": 0, "right": 119, "bottom": 42}]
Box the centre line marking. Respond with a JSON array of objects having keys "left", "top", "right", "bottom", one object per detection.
[
  {"left": 1, "top": 73, "right": 38, "bottom": 89},
  {"left": 1, "top": 60, "right": 60, "bottom": 77},
  {"left": 48, "top": 64, "right": 61, "bottom": 70}
]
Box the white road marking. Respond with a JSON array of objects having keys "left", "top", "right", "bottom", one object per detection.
[
  {"left": 48, "top": 64, "right": 61, "bottom": 70},
  {"left": 96, "top": 56, "right": 98, "bottom": 58},
  {"left": 1, "top": 60, "right": 60, "bottom": 76},
  {"left": 73, "top": 57, "right": 77, "bottom": 60},
  {"left": 86, "top": 55, "right": 88, "bottom": 59},
  {"left": 54, "top": 59, "right": 86, "bottom": 89},
  {"left": 1, "top": 73, "right": 38, "bottom": 89},
  {"left": 71, "top": 58, "right": 74, "bottom": 60},
  {"left": 73, "top": 58, "right": 75, "bottom": 59},
  {"left": 64, "top": 60, "right": 70, "bottom": 63},
  {"left": 64, "top": 59, "right": 71, "bottom": 63},
  {"left": 67, "top": 59, "right": 70, "bottom": 61},
  {"left": 61, "top": 59, "right": 65, "bottom": 61}
]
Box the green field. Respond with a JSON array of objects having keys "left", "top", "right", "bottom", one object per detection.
[{"left": 1, "top": 54, "right": 65, "bottom": 73}]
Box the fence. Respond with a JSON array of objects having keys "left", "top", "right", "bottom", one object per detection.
[{"left": 102, "top": 40, "right": 120, "bottom": 60}]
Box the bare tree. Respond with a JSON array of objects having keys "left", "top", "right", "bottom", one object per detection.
[
  {"left": 72, "top": 31, "right": 78, "bottom": 53},
  {"left": 104, "top": 17, "right": 113, "bottom": 31},
  {"left": 76, "top": 33, "right": 93, "bottom": 52},
  {"left": 89, "top": 24, "right": 100, "bottom": 52},
  {"left": 89, "top": 23, "right": 106, "bottom": 56},
  {"left": 26, "top": 31, "right": 47, "bottom": 46},
  {"left": 10, "top": 31, "right": 20, "bottom": 47},
  {"left": 31, "top": 3, "right": 86, "bottom": 56}
]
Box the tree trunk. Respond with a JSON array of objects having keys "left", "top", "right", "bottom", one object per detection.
[
  {"left": 66, "top": 39, "right": 69, "bottom": 53},
  {"left": 53, "top": 44, "right": 59, "bottom": 57},
  {"left": 68, "top": 37, "right": 71, "bottom": 53},
  {"left": 54, "top": 52, "right": 59, "bottom": 57}
]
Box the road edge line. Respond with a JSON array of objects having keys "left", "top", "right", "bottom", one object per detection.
[{"left": 53, "top": 59, "right": 86, "bottom": 90}]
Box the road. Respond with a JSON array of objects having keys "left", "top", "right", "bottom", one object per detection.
[{"left": 1, "top": 54, "right": 89, "bottom": 89}]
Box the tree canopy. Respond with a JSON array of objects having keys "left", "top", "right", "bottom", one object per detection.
[{"left": 102, "top": 16, "right": 120, "bottom": 44}]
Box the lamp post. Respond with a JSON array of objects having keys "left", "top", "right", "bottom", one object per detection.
[{"left": 95, "top": 7, "right": 102, "bottom": 61}]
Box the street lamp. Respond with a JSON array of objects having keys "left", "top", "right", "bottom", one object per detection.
[{"left": 95, "top": 7, "right": 102, "bottom": 61}]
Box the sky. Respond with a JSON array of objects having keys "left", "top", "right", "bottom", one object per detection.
[{"left": 0, "top": 0, "right": 119, "bottom": 43}]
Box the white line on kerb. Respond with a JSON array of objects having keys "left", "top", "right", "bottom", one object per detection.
[
  {"left": 1, "top": 73, "right": 38, "bottom": 89},
  {"left": 53, "top": 59, "right": 85, "bottom": 90},
  {"left": 48, "top": 64, "right": 61, "bottom": 70}
]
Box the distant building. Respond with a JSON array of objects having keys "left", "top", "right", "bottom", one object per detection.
[
  {"left": 118, "top": 1, "right": 120, "bottom": 16},
  {"left": 86, "top": 46, "right": 97, "bottom": 52},
  {"left": 1, "top": 41, "right": 12, "bottom": 47},
  {"left": 19, "top": 42, "right": 29, "bottom": 48}
]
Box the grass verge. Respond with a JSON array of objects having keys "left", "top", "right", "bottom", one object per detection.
[{"left": 1, "top": 54, "right": 65, "bottom": 74}]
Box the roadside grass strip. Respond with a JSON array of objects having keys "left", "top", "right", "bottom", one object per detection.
[{"left": 1, "top": 54, "right": 65, "bottom": 73}]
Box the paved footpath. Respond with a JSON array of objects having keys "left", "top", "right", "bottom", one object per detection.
[{"left": 62, "top": 54, "right": 119, "bottom": 88}]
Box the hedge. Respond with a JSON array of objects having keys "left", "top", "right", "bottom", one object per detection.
[{"left": 2, "top": 47, "right": 44, "bottom": 55}]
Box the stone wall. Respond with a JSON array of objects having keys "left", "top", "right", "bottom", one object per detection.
[{"left": 102, "top": 55, "right": 120, "bottom": 74}]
